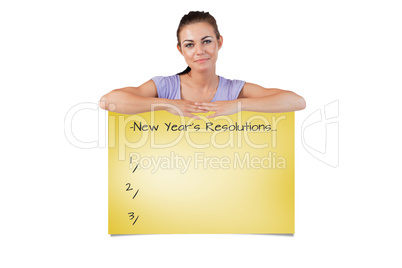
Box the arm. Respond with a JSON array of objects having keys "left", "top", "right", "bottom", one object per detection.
[
  {"left": 237, "top": 82, "right": 306, "bottom": 112},
  {"left": 196, "top": 82, "right": 306, "bottom": 118},
  {"left": 99, "top": 79, "right": 160, "bottom": 114},
  {"left": 99, "top": 80, "right": 206, "bottom": 118}
]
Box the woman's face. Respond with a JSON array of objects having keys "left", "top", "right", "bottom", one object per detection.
[{"left": 177, "top": 22, "right": 223, "bottom": 73}]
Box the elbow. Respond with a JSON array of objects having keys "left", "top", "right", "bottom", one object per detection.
[
  {"left": 99, "top": 96, "right": 107, "bottom": 110},
  {"left": 99, "top": 90, "right": 118, "bottom": 111},
  {"left": 295, "top": 95, "right": 306, "bottom": 111},
  {"left": 284, "top": 91, "right": 306, "bottom": 111},
  {"left": 99, "top": 94, "right": 109, "bottom": 111}
]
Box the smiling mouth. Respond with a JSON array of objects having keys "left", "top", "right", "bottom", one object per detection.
[{"left": 195, "top": 58, "right": 209, "bottom": 63}]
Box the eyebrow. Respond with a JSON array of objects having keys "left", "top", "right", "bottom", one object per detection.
[{"left": 182, "top": 36, "right": 213, "bottom": 44}]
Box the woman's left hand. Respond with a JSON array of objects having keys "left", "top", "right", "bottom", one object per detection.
[{"left": 194, "top": 100, "right": 241, "bottom": 118}]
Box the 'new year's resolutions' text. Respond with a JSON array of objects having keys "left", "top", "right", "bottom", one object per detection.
[{"left": 130, "top": 122, "right": 274, "bottom": 132}]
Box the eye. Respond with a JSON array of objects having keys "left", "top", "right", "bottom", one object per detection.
[
  {"left": 204, "top": 40, "right": 212, "bottom": 44},
  {"left": 185, "top": 43, "right": 194, "bottom": 48}
]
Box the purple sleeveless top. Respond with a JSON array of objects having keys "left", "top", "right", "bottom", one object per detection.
[{"left": 151, "top": 74, "right": 246, "bottom": 101}]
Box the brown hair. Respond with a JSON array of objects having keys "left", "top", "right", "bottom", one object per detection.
[{"left": 176, "top": 11, "right": 221, "bottom": 75}]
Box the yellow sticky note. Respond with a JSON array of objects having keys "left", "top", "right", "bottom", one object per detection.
[{"left": 108, "top": 111, "right": 294, "bottom": 234}]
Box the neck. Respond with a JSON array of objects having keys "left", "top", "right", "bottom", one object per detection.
[{"left": 186, "top": 68, "right": 218, "bottom": 92}]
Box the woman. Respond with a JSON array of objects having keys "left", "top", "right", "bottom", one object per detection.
[{"left": 99, "top": 11, "right": 306, "bottom": 119}]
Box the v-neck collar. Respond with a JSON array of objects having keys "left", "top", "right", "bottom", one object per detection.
[{"left": 177, "top": 74, "right": 221, "bottom": 102}]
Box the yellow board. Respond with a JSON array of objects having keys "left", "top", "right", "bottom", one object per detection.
[{"left": 108, "top": 111, "right": 294, "bottom": 234}]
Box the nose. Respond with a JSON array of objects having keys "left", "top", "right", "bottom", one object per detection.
[{"left": 195, "top": 44, "right": 205, "bottom": 55}]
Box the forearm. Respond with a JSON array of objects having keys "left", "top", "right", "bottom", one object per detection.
[
  {"left": 99, "top": 90, "right": 171, "bottom": 114},
  {"left": 238, "top": 91, "right": 306, "bottom": 113}
]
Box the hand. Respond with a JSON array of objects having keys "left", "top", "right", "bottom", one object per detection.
[
  {"left": 164, "top": 99, "right": 209, "bottom": 119},
  {"left": 195, "top": 100, "right": 241, "bottom": 118}
]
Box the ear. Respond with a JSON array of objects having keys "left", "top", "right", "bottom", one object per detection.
[
  {"left": 177, "top": 44, "right": 183, "bottom": 55},
  {"left": 218, "top": 35, "right": 223, "bottom": 50}
]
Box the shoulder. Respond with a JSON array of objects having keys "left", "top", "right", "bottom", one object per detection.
[
  {"left": 151, "top": 74, "right": 179, "bottom": 85},
  {"left": 238, "top": 82, "right": 284, "bottom": 98},
  {"left": 150, "top": 74, "right": 180, "bottom": 99},
  {"left": 217, "top": 76, "right": 246, "bottom": 101},
  {"left": 219, "top": 76, "right": 245, "bottom": 87},
  {"left": 218, "top": 76, "right": 246, "bottom": 92}
]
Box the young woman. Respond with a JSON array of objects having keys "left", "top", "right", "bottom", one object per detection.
[{"left": 99, "top": 11, "right": 306, "bottom": 119}]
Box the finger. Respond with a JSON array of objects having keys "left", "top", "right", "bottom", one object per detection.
[
  {"left": 200, "top": 106, "right": 220, "bottom": 112},
  {"left": 188, "top": 104, "right": 209, "bottom": 110},
  {"left": 194, "top": 102, "right": 216, "bottom": 107},
  {"left": 207, "top": 112, "right": 221, "bottom": 118},
  {"left": 191, "top": 104, "right": 210, "bottom": 112},
  {"left": 191, "top": 104, "right": 217, "bottom": 111},
  {"left": 191, "top": 105, "right": 210, "bottom": 111},
  {"left": 184, "top": 112, "right": 200, "bottom": 119},
  {"left": 187, "top": 107, "right": 209, "bottom": 113}
]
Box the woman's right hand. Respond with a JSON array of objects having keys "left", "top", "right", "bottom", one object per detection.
[{"left": 164, "top": 99, "right": 209, "bottom": 119}]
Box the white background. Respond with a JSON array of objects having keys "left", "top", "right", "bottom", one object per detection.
[{"left": 1, "top": 0, "right": 401, "bottom": 267}]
